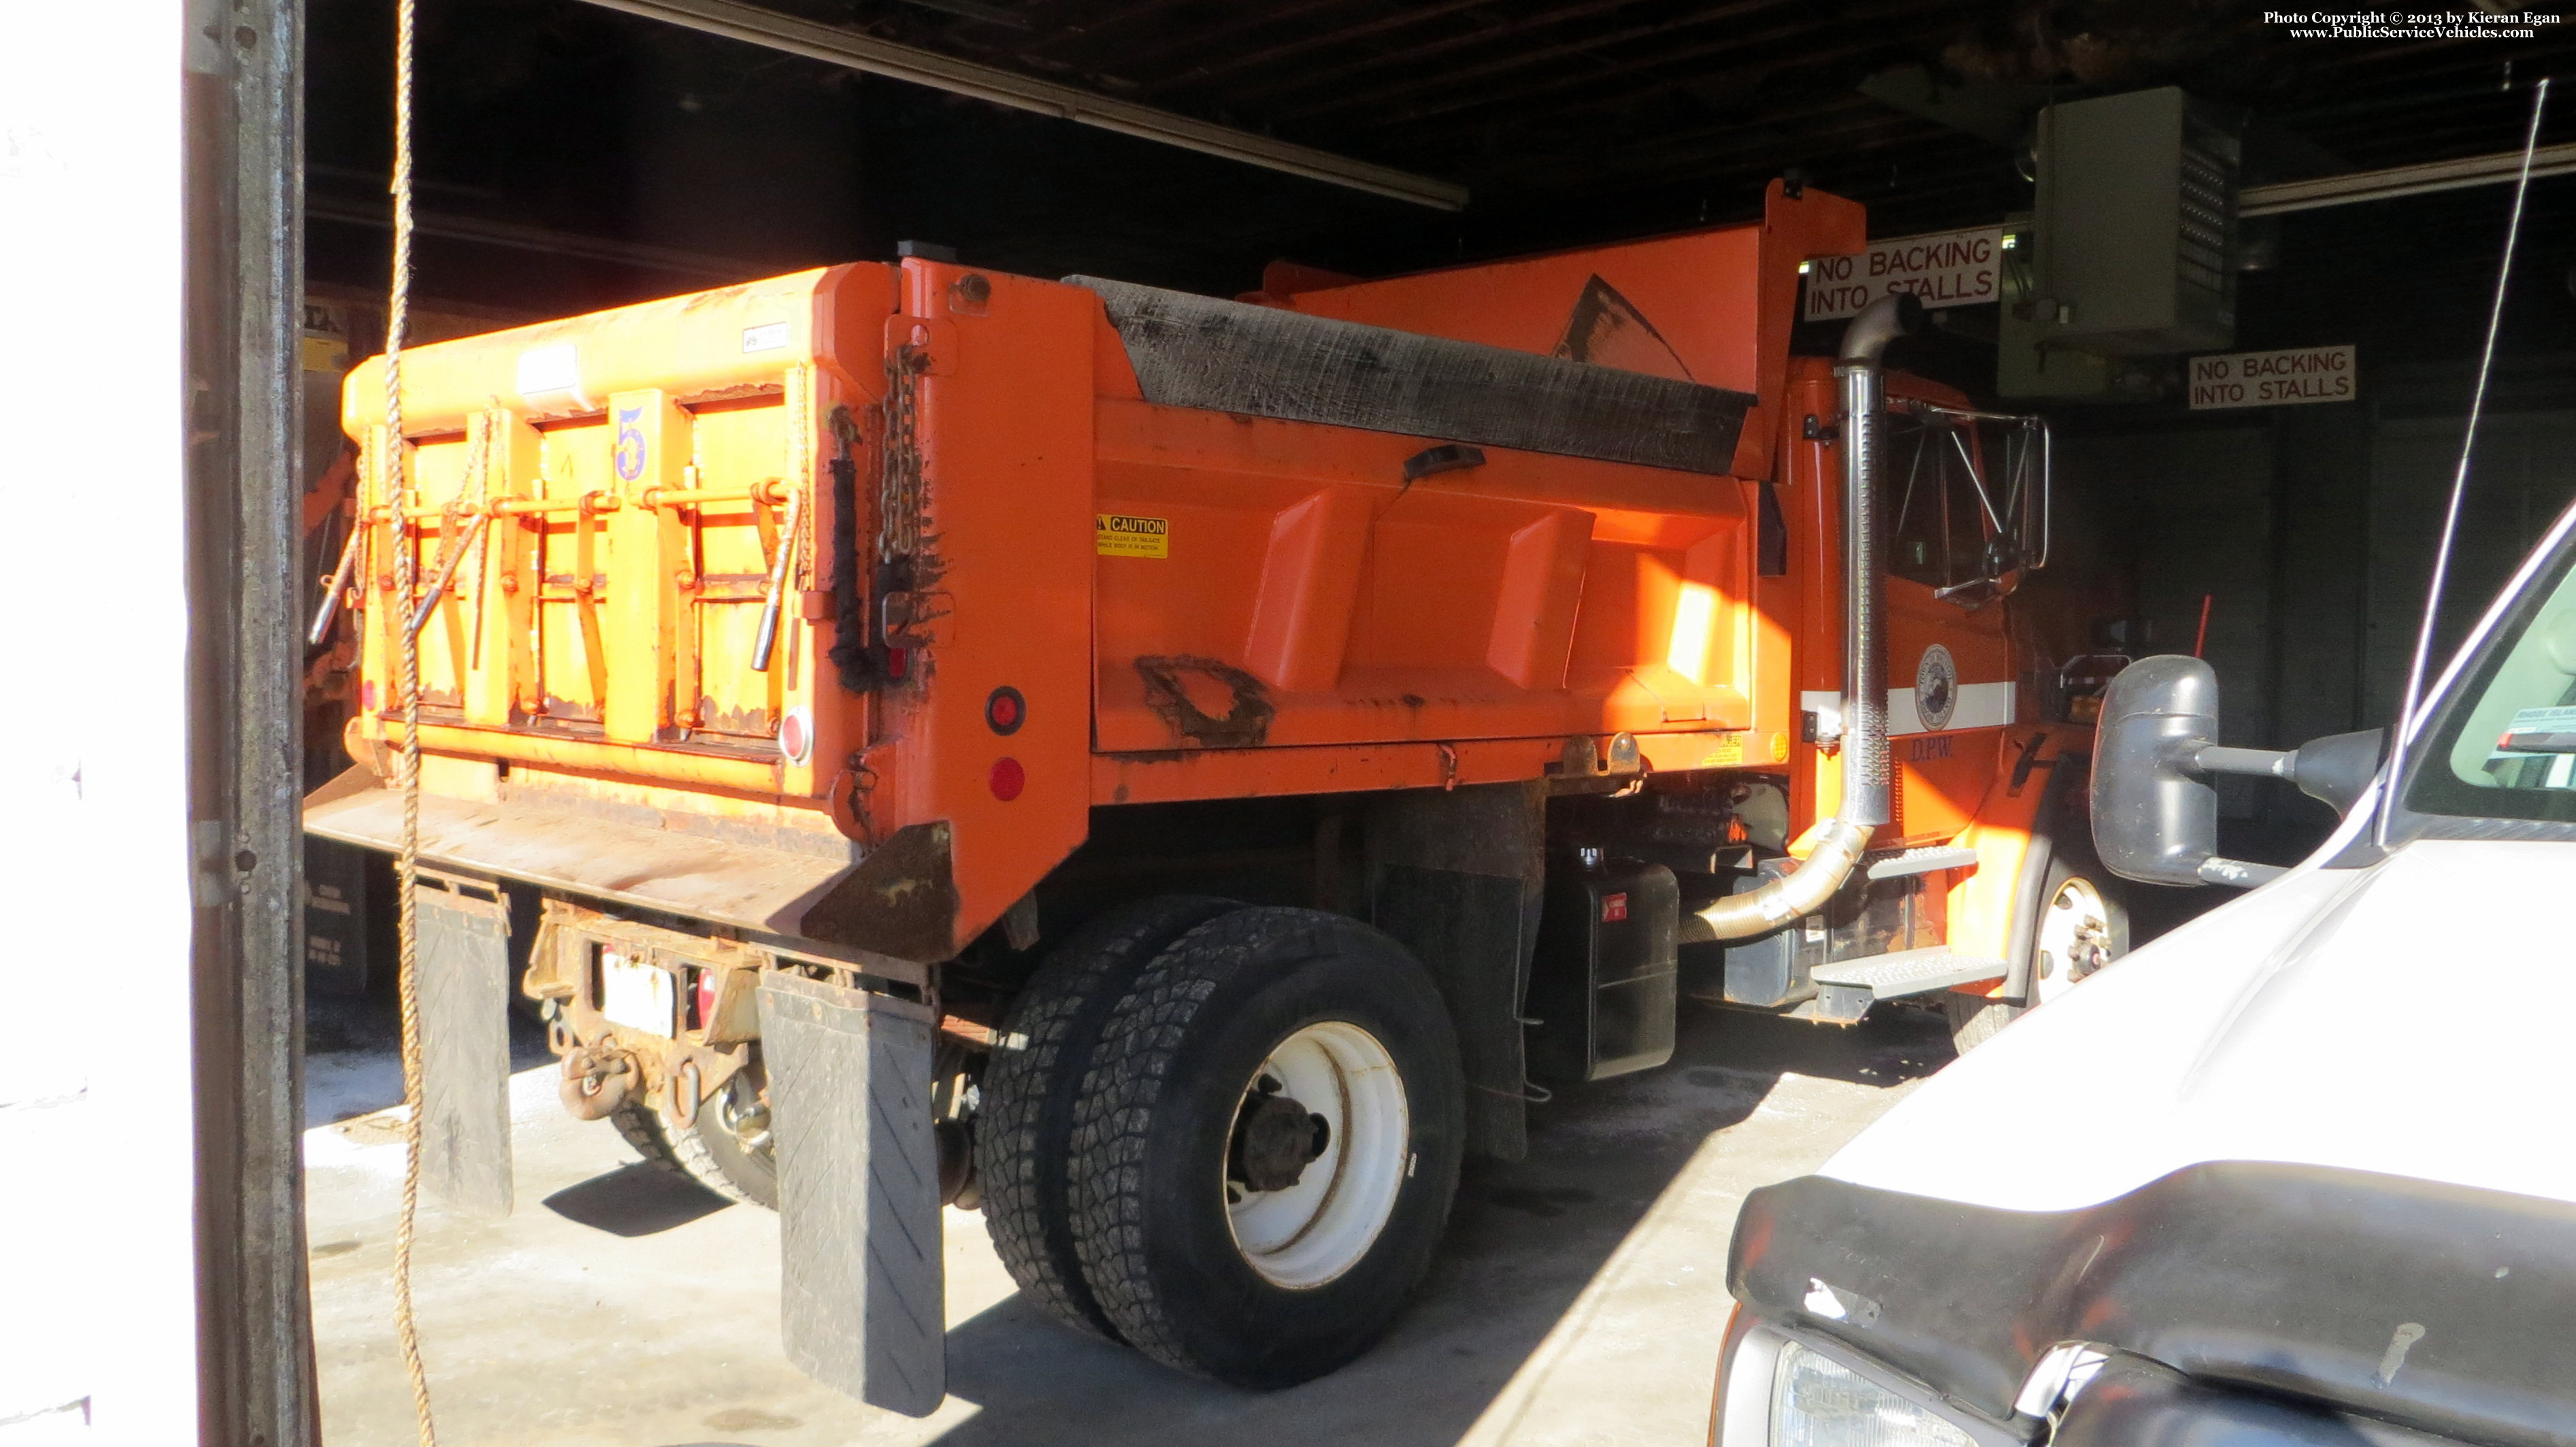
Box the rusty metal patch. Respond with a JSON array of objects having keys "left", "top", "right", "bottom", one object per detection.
[{"left": 1135, "top": 655, "right": 1275, "bottom": 749}]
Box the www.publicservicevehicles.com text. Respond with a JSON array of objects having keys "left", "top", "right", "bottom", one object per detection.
[{"left": 2264, "top": 10, "right": 2560, "bottom": 37}]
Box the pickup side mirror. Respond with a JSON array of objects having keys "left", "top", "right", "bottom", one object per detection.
[
  {"left": 2092, "top": 655, "right": 2386, "bottom": 888},
  {"left": 2092, "top": 656, "right": 2224, "bottom": 886}
]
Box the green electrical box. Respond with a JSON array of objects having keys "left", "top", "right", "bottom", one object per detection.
[
  {"left": 2026, "top": 86, "right": 2241, "bottom": 359},
  {"left": 1996, "top": 217, "right": 2168, "bottom": 401}
]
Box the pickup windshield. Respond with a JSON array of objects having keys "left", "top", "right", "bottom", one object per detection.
[{"left": 2406, "top": 532, "right": 2576, "bottom": 828}]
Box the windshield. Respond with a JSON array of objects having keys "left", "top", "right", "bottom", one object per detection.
[{"left": 2403, "top": 525, "right": 2576, "bottom": 829}]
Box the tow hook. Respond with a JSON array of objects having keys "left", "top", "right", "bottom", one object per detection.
[
  {"left": 725, "top": 1099, "right": 773, "bottom": 1154},
  {"left": 558, "top": 1042, "right": 638, "bottom": 1120}
]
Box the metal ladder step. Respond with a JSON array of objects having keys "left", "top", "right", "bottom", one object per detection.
[
  {"left": 1810, "top": 947, "right": 2008, "bottom": 999},
  {"left": 1864, "top": 846, "right": 1981, "bottom": 881}
]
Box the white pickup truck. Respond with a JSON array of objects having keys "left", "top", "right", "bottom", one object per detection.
[{"left": 1707, "top": 495, "right": 2576, "bottom": 1444}]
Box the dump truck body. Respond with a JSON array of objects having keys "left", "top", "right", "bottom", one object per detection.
[{"left": 306, "top": 181, "right": 2109, "bottom": 1410}]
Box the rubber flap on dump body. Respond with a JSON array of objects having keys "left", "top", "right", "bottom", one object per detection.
[{"left": 2090, "top": 655, "right": 2221, "bottom": 887}]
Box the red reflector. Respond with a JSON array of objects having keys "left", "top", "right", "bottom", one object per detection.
[
  {"left": 887, "top": 646, "right": 910, "bottom": 680},
  {"left": 986, "top": 685, "right": 1026, "bottom": 735},
  {"left": 778, "top": 706, "right": 812, "bottom": 765},
  {"left": 989, "top": 756, "right": 1026, "bottom": 801},
  {"left": 1601, "top": 892, "right": 1629, "bottom": 923},
  {"left": 692, "top": 969, "right": 716, "bottom": 1032}
]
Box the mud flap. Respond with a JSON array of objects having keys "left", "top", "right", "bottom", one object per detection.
[
  {"left": 1366, "top": 782, "right": 1548, "bottom": 1163},
  {"left": 414, "top": 874, "right": 514, "bottom": 1217},
  {"left": 758, "top": 971, "right": 945, "bottom": 1417}
]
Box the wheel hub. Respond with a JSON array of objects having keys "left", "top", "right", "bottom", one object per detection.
[
  {"left": 1232, "top": 1082, "right": 1330, "bottom": 1193},
  {"left": 2033, "top": 877, "right": 2115, "bottom": 1006},
  {"left": 1221, "top": 1020, "right": 1410, "bottom": 1289}
]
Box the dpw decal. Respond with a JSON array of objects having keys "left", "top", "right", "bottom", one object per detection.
[{"left": 1915, "top": 644, "right": 1957, "bottom": 732}]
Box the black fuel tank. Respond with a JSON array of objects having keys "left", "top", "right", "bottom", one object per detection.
[{"left": 1528, "top": 852, "right": 1679, "bottom": 1083}]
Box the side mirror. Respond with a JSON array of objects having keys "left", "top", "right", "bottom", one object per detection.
[
  {"left": 2092, "top": 656, "right": 2386, "bottom": 888},
  {"left": 2091, "top": 656, "right": 2224, "bottom": 886}
]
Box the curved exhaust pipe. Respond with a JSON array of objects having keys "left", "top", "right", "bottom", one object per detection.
[{"left": 1696, "top": 291, "right": 1919, "bottom": 940}]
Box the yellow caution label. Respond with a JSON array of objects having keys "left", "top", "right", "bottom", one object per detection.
[
  {"left": 300, "top": 334, "right": 349, "bottom": 373},
  {"left": 1699, "top": 734, "right": 1747, "bottom": 768},
  {"left": 1096, "top": 512, "right": 1170, "bottom": 559}
]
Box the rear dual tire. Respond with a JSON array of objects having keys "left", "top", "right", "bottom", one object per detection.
[
  {"left": 983, "top": 899, "right": 1464, "bottom": 1388},
  {"left": 613, "top": 1071, "right": 772, "bottom": 1205},
  {"left": 977, "top": 895, "right": 1240, "bottom": 1340},
  {"left": 614, "top": 1069, "right": 777, "bottom": 1208},
  {"left": 1069, "top": 907, "right": 1464, "bottom": 1387}
]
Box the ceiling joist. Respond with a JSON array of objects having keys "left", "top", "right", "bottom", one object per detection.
[{"left": 572, "top": 0, "right": 1472, "bottom": 210}]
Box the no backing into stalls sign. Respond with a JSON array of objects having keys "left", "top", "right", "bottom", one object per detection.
[
  {"left": 1802, "top": 228, "right": 2005, "bottom": 322},
  {"left": 2187, "top": 345, "right": 2358, "bottom": 410}
]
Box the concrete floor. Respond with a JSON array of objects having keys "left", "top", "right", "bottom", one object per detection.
[{"left": 303, "top": 1001, "right": 1951, "bottom": 1447}]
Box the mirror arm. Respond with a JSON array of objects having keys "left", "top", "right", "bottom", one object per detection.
[{"left": 2194, "top": 744, "right": 2292, "bottom": 779}]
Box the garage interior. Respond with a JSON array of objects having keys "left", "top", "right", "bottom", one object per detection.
[
  {"left": 122, "top": 2, "right": 2576, "bottom": 1443},
  {"left": 298, "top": 1, "right": 2576, "bottom": 868}
]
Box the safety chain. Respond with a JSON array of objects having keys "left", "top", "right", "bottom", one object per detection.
[{"left": 876, "top": 344, "right": 926, "bottom": 564}]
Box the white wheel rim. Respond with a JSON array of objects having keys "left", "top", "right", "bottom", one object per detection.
[
  {"left": 2031, "top": 877, "right": 2113, "bottom": 1007},
  {"left": 1223, "top": 1020, "right": 1409, "bottom": 1291}
]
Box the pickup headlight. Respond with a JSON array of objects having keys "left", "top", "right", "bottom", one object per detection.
[
  {"left": 1772, "top": 1342, "right": 1976, "bottom": 1447},
  {"left": 1713, "top": 1319, "right": 2012, "bottom": 1447}
]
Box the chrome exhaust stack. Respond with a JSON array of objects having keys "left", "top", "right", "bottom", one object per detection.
[{"left": 1695, "top": 292, "right": 1919, "bottom": 941}]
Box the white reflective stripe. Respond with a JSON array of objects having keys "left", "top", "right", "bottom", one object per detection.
[
  {"left": 1796, "top": 683, "right": 2015, "bottom": 739},
  {"left": 1888, "top": 681, "right": 2015, "bottom": 737}
]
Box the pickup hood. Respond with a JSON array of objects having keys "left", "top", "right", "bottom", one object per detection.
[
  {"left": 1727, "top": 834, "right": 2576, "bottom": 1443},
  {"left": 1823, "top": 835, "right": 2576, "bottom": 1213}
]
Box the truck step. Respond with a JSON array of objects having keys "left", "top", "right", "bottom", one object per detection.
[
  {"left": 1810, "top": 948, "right": 2007, "bottom": 999},
  {"left": 1864, "top": 846, "right": 1981, "bottom": 880}
]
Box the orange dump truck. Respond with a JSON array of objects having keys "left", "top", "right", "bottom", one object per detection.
[{"left": 303, "top": 181, "right": 2121, "bottom": 1410}]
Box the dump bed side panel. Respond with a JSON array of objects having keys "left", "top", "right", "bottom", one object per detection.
[
  {"left": 1090, "top": 401, "right": 1755, "bottom": 753},
  {"left": 1278, "top": 182, "right": 1866, "bottom": 482}
]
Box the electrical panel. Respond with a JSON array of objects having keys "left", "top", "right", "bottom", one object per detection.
[
  {"left": 2025, "top": 86, "right": 2241, "bottom": 359},
  {"left": 1996, "top": 217, "right": 2171, "bottom": 401}
]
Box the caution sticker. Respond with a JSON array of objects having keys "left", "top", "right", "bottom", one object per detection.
[
  {"left": 1699, "top": 735, "right": 1746, "bottom": 768},
  {"left": 1096, "top": 513, "right": 1169, "bottom": 559}
]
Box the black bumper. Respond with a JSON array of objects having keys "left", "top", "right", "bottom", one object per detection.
[{"left": 1730, "top": 1162, "right": 2576, "bottom": 1446}]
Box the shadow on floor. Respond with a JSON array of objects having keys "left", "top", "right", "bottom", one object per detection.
[
  {"left": 543, "top": 1161, "right": 735, "bottom": 1237},
  {"left": 923, "top": 1002, "right": 1947, "bottom": 1447},
  {"left": 306, "top": 976, "right": 555, "bottom": 1127}
]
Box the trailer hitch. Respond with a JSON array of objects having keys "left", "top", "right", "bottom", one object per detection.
[{"left": 557, "top": 1041, "right": 638, "bottom": 1120}]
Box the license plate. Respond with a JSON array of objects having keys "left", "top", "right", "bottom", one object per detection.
[{"left": 599, "top": 949, "right": 676, "bottom": 1037}]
